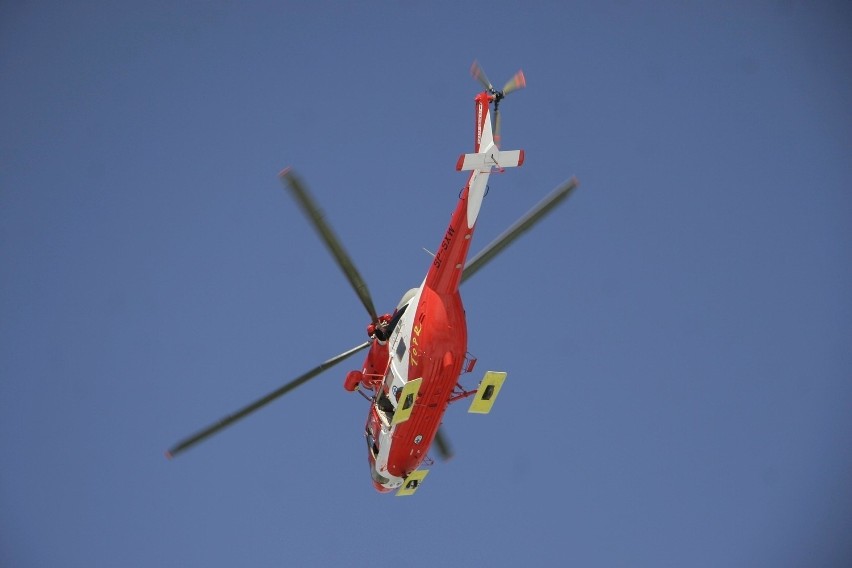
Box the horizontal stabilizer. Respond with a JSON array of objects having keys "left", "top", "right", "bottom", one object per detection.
[
  {"left": 456, "top": 149, "right": 524, "bottom": 172},
  {"left": 396, "top": 469, "right": 429, "bottom": 496},
  {"left": 468, "top": 371, "right": 507, "bottom": 414}
]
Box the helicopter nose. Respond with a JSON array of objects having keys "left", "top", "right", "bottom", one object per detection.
[{"left": 367, "top": 452, "right": 394, "bottom": 493}]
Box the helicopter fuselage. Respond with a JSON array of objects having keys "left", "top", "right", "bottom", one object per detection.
[{"left": 361, "top": 194, "right": 474, "bottom": 491}]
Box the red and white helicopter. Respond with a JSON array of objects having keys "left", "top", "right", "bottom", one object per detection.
[{"left": 167, "top": 61, "right": 580, "bottom": 495}]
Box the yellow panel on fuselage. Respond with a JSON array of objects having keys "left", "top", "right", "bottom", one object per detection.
[
  {"left": 391, "top": 377, "right": 423, "bottom": 426},
  {"left": 468, "top": 371, "right": 507, "bottom": 414},
  {"left": 396, "top": 469, "right": 429, "bottom": 496}
]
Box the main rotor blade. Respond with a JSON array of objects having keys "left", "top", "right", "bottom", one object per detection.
[
  {"left": 166, "top": 341, "right": 371, "bottom": 458},
  {"left": 462, "top": 177, "right": 580, "bottom": 283},
  {"left": 433, "top": 427, "right": 454, "bottom": 461},
  {"left": 470, "top": 60, "right": 494, "bottom": 91},
  {"left": 280, "top": 168, "right": 379, "bottom": 323}
]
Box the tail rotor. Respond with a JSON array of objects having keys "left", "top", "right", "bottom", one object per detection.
[{"left": 470, "top": 60, "right": 526, "bottom": 145}]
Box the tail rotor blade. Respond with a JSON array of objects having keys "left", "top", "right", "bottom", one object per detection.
[
  {"left": 502, "top": 70, "right": 526, "bottom": 95},
  {"left": 166, "top": 341, "right": 371, "bottom": 458},
  {"left": 280, "top": 168, "right": 379, "bottom": 323},
  {"left": 494, "top": 108, "right": 502, "bottom": 145},
  {"left": 462, "top": 177, "right": 580, "bottom": 283},
  {"left": 470, "top": 60, "right": 494, "bottom": 92}
]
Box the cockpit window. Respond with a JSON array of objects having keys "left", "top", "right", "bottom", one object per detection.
[{"left": 365, "top": 428, "right": 378, "bottom": 457}]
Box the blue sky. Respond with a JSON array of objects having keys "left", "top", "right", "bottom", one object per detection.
[{"left": 1, "top": 2, "right": 850, "bottom": 566}]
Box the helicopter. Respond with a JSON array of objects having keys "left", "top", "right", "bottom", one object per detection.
[{"left": 167, "top": 61, "right": 580, "bottom": 495}]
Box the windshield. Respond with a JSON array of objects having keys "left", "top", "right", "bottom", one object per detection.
[{"left": 365, "top": 428, "right": 378, "bottom": 457}]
